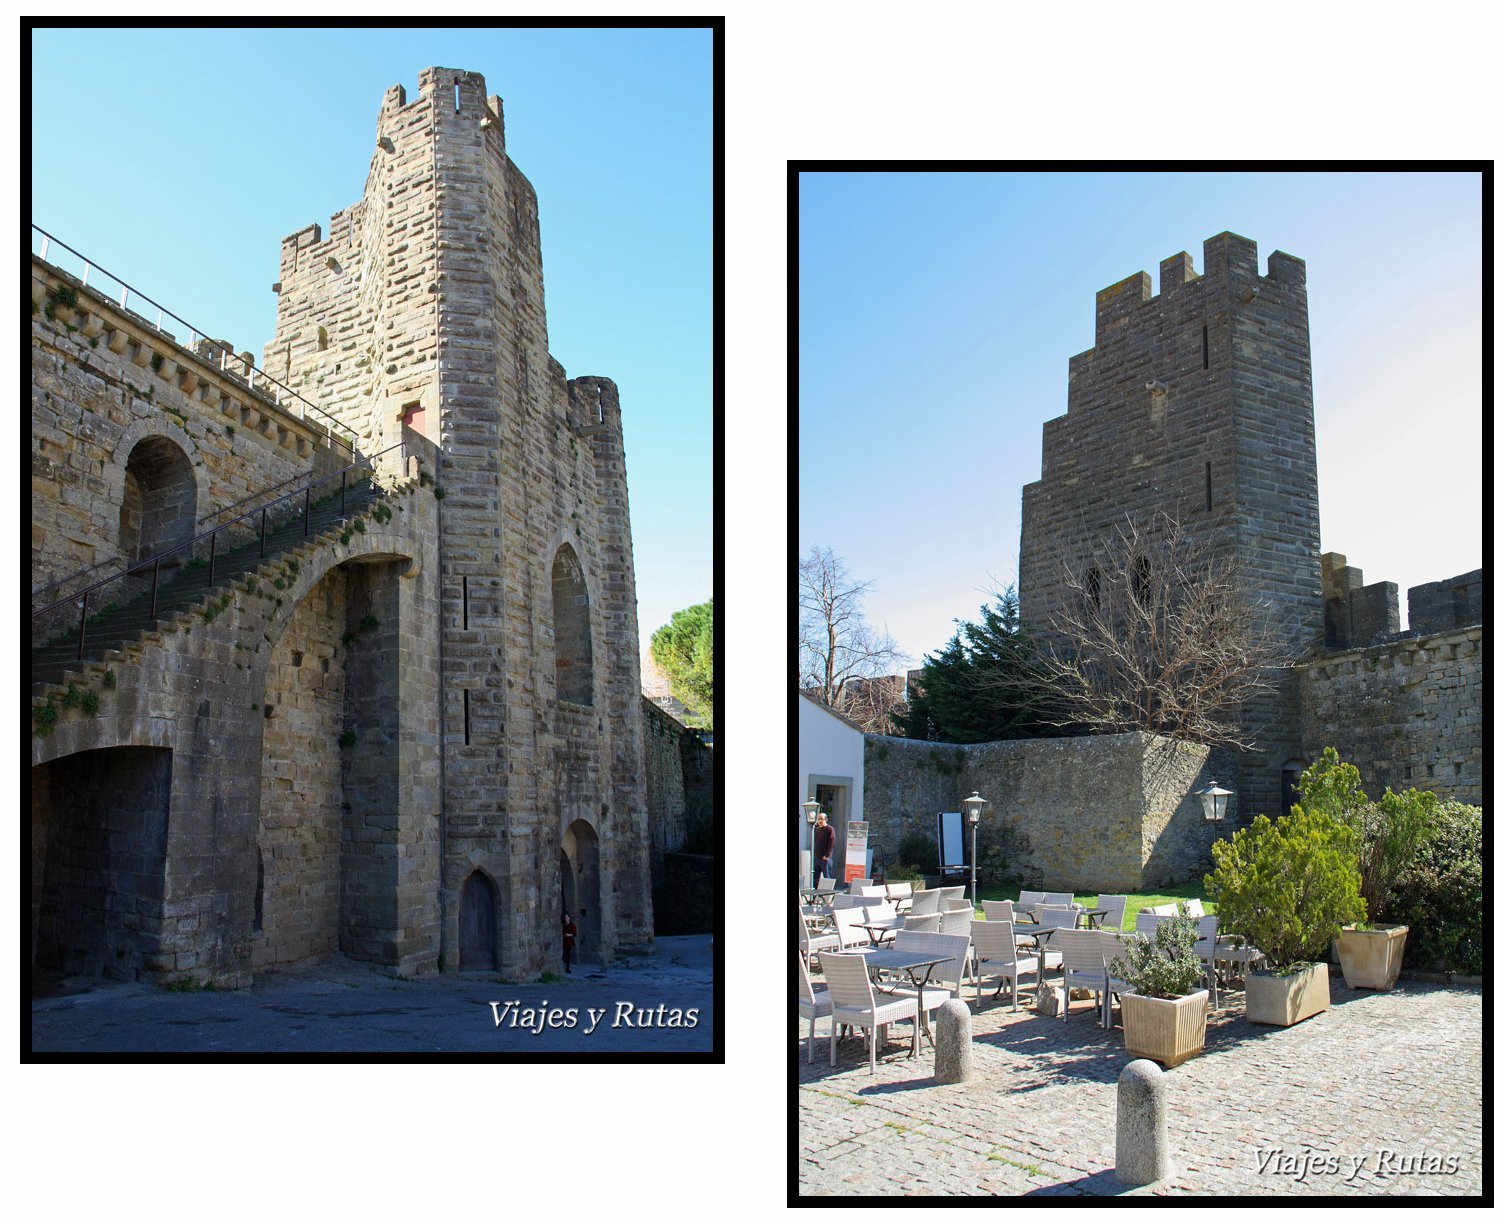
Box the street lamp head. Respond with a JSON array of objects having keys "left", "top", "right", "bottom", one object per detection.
[
  {"left": 1199, "top": 781, "right": 1232, "bottom": 822},
  {"left": 962, "top": 791, "right": 986, "bottom": 825},
  {"left": 802, "top": 796, "right": 822, "bottom": 826}
]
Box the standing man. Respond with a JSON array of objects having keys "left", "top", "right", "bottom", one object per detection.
[{"left": 812, "top": 811, "right": 835, "bottom": 888}]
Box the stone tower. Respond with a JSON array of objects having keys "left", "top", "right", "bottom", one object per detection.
[
  {"left": 1019, "top": 232, "right": 1323, "bottom": 823},
  {"left": 264, "top": 67, "right": 652, "bottom": 973}
]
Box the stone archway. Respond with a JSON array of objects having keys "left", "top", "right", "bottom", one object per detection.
[
  {"left": 32, "top": 746, "right": 171, "bottom": 981},
  {"left": 459, "top": 870, "right": 499, "bottom": 971},
  {"left": 119, "top": 435, "right": 197, "bottom": 564},
  {"left": 561, "top": 819, "right": 601, "bottom": 964}
]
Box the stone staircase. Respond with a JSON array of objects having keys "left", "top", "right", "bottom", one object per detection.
[{"left": 31, "top": 476, "right": 382, "bottom": 692}]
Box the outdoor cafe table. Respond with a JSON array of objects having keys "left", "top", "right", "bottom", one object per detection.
[
  {"left": 800, "top": 887, "right": 838, "bottom": 906},
  {"left": 858, "top": 948, "right": 952, "bottom": 1044},
  {"left": 1019, "top": 908, "right": 1109, "bottom": 929},
  {"left": 856, "top": 919, "right": 904, "bottom": 947}
]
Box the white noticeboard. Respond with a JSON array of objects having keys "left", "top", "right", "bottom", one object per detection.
[
  {"left": 844, "top": 821, "right": 869, "bottom": 884},
  {"left": 937, "top": 811, "right": 965, "bottom": 872}
]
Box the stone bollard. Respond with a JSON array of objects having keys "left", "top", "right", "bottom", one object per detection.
[
  {"left": 1115, "top": 1059, "right": 1170, "bottom": 1185},
  {"left": 933, "top": 999, "right": 974, "bottom": 1083}
]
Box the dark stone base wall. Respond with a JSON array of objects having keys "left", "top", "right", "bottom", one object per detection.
[{"left": 654, "top": 853, "right": 713, "bottom": 935}]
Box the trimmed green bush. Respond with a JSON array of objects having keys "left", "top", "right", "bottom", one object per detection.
[
  {"left": 1204, "top": 804, "right": 1364, "bottom": 970},
  {"left": 1389, "top": 801, "right": 1482, "bottom": 976}
]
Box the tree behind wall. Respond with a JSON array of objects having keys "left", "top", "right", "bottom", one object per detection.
[
  {"left": 650, "top": 599, "right": 713, "bottom": 728},
  {"left": 892, "top": 585, "right": 1058, "bottom": 742},
  {"left": 798, "top": 546, "right": 909, "bottom": 733}
]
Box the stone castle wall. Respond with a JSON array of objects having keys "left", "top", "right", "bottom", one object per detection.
[
  {"left": 30, "top": 258, "right": 347, "bottom": 603},
  {"left": 862, "top": 732, "right": 1234, "bottom": 892},
  {"left": 1299, "top": 626, "right": 1483, "bottom": 807},
  {"left": 32, "top": 66, "right": 654, "bottom": 985}
]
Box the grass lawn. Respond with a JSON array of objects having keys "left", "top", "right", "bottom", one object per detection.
[{"left": 973, "top": 879, "right": 1214, "bottom": 931}]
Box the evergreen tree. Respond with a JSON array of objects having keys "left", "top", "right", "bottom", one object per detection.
[
  {"left": 650, "top": 599, "right": 713, "bottom": 727},
  {"left": 892, "top": 586, "right": 1056, "bottom": 742}
]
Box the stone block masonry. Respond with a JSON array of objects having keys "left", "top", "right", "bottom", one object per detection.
[
  {"left": 1299, "top": 626, "right": 1482, "bottom": 807},
  {"left": 862, "top": 732, "right": 1236, "bottom": 892},
  {"left": 32, "top": 66, "right": 655, "bottom": 988}
]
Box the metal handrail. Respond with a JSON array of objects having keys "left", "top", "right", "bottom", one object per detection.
[
  {"left": 33, "top": 441, "right": 412, "bottom": 650},
  {"left": 31, "top": 225, "right": 355, "bottom": 454}
]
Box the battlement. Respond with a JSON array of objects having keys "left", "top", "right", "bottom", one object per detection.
[{"left": 1091, "top": 232, "right": 1306, "bottom": 343}]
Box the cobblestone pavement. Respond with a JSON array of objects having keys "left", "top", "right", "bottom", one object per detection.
[
  {"left": 31, "top": 935, "right": 714, "bottom": 1055},
  {"left": 797, "top": 974, "right": 1483, "bottom": 1196}
]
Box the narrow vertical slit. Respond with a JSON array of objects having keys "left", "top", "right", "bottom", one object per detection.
[
  {"left": 1205, "top": 461, "right": 1213, "bottom": 512},
  {"left": 454, "top": 82, "right": 461, "bottom": 112},
  {"left": 463, "top": 689, "right": 471, "bottom": 746},
  {"left": 463, "top": 575, "right": 469, "bottom": 629},
  {"left": 1202, "top": 324, "right": 1209, "bottom": 370}
]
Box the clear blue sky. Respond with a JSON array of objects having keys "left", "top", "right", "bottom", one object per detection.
[
  {"left": 799, "top": 170, "right": 1483, "bottom": 667},
  {"left": 30, "top": 25, "right": 713, "bottom": 659}
]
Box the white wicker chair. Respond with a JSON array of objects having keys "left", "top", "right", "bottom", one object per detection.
[
  {"left": 832, "top": 906, "right": 875, "bottom": 951},
  {"left": 817, "top": 875, "right": 836, "bottom": 892},
  {"left": 862, "top": 903, "right": 900, "bottom": 945},
  {"left": 1038, "top": 905, "right": 1081, "bottom": 931},
  {"left": 1095, "top": 894, "right": 1128, "bottom": 931},
  {"left": 1052, "top": 928, "right": 1116, "bottom": 1023},
  {"left": 885, "top": 881, "right": 914, "bottom": 901},
  {"left": 1018, "top": 890, "right": 1046, "bottom": 912},
  {"left": 828, "top": 894, "right": 869, "bottom": 911},
  {"left": 798, "top": 903, "right": 841, "bottom": 970},
  {"left": 798, "top": 951, "right": 833, "bottom": 1062},
  {"left": 1041, "top": 892, "right": 1078, "bottom": 909},
  {"left": 899, "top": 913, "right": 940, "bottom": 933},
  {"left": 888, "top": 930, "right": 973, "bottom": 1023},
  {"left": 971, "top": 920, "right": 1039, "bottom": 1008},
  {"left": 821, "top": 952, "right": 920, "bottom": 1073},
  {"left": 908, "top": 888, "right": 942, "bottom": 917},
  {"left": 1099, "top": 929, "right": 1139, "bottom": 1028},
  {"left": 851, "top": 884, "right": 888, "bottom": 898},
  {"left": 980, "top": 899, "right": 1015, "bottom": 923}
]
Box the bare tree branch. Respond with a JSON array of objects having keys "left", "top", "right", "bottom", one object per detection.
[
  {"left": 798, "top": 546, "right": 911, "bottom": 729},
  {"left": 1027, "top": 513, "right": 1300, "bottom": 750}
]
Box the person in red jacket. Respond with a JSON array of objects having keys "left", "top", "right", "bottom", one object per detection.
[{"left": 562, "top": 913, "right": 578, "bottom": 973}]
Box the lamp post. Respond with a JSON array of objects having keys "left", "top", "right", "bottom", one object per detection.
[
  {"left": 803, "top": 796, "right": 822, "bottom": 888},
  {"left": 1199, "top": 781, "right": 1232, "bottom": 823},
  {"left": 962, "top": 791, "right": 986, "bottom": 912}
]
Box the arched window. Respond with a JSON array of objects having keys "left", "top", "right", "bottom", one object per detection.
[
  {"left": 551, "top": 544, "right": 593, "bottom": 705},
  {"left": 119, "top": 436, "right": 197, "bottom": 564},
  {"left": 1132, "top": 555, "right": 1151, "bottom": 607},
  {"left": 1281, "top": 759, "right": 1309, "bottom": 815}
]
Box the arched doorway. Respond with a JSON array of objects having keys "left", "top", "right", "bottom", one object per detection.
[
  {"left": 459, "top": 870, "right": 498, "bottom": 971},
  {"left": 561, "top": 820, "right": 601, "bottom": 964},
  {"left": 32, "top": 746, "right": 171, "bottom": 981},
  {"left": 118, "top": 436, "right": 197, "bottom": 564}
]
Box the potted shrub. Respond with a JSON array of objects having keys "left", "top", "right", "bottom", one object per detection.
[
  {"left": 1205, "top": 803, "right": 1364, "bottom": 1026},
  {"left": 1297, "top": 749, "right": 1435, "bottom": 989},
  {"left": 1110, "top": 903, "right": 1209, "bottom": 1067}
]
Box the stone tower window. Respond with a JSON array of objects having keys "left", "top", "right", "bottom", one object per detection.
[
  {"left": 318, "top": 326, "right": 329, "bottom": 351},
  {"left": 551, "top": 544, "right": 593, "bottom": 705},
  {"left": 1132, "top": 556, "right": 1151, "bottom": 607}
]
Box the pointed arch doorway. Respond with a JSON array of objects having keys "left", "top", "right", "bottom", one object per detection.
[
  {"left": 561, "top": 821, "right": 601, "bottom": 966},
  {"left": 459, "top": 870, "right": 499, "bottom": 971}
]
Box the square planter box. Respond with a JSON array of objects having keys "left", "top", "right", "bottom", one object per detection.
[
  {"left": 1337, "top": 924, "right": 1409, "bottom": 989},
  {"left": 1120, "top": 989, "right": 1209, "bottom": 1067},
  {"left": 1245, "top": 961, "right": 1329, "bottom": 1026}
]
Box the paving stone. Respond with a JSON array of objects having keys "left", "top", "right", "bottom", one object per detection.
[{"left": 798, "top": 975, "right": 1483, "bottom": 1197}]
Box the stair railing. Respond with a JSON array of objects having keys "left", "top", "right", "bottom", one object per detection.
[
  {"left": 32, "top": 225, "right": 356, "bottom": 455},
  {"left": 33, "top": 440, "right": 414, "bottom": 663}
]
